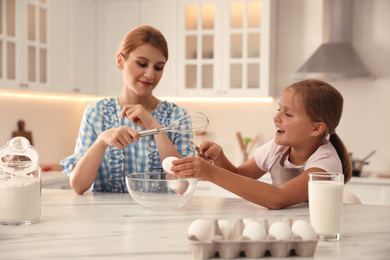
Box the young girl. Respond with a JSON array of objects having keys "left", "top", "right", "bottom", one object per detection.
[
  {"left": 172, "top": 79, "right": 352, "bottom": 209},
  {"left": 61, "top": 26, "right": 194, "bottom": 194}
]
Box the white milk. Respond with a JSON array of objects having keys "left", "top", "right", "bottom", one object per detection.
[{"left": 309, "top": 181, "right": 343, "bottom": 236}]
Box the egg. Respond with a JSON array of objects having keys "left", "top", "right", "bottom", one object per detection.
[
  {"left": 218, "top": 219, "right": 232, "bottom": 239},
  {"left": 268, "top": 221, "right": 292, "bottom": 241},
  {"left": 242, "top": 221, "right": 267, "bottom": 241},
  {"left": 162, "top": 156, "right": 179, "bottom": 173},
  {"left": 188, "top": 219, "right": 208, "bottom": 241},
  {"left": 243, "top": 218, "right": 255, "bottom": 226},
  {"left": 291, "top": 220, "right": 317, "bottom": 240}
]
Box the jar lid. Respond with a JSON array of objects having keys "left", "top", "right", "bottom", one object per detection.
[{"left": 0, "top": 137, "right": 39, "bottom": 173}]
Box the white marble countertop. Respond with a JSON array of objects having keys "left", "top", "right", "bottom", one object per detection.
[{"left": 1, "top": 189, "right": 389, "bottom": 259}]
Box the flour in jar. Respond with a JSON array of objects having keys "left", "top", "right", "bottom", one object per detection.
[{"left": 0, "top": 175, "right": 41, "bottom": 223}]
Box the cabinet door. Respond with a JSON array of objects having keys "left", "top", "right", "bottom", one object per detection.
[
  {"left": 49, "top": 0, "right": 72, "bottom": 93},
  {"left": 50, "top": 0, "right": 96, "bottom": 94},
  {"left": 223, "top": 0, "right": 270, "bottom": 97},
  {"left": 25, "top": 0, "right": 49, "bottom": 91},
  {"left": 0, "top": 0, "right": 18, "bottom": 89},
  {"left": 0, "top": 0, "right": 49, "bottom": 92},
  {"left": 140, "top": 0, "right": 178, "bottom": 97},
  {"left": 97, "top": 0, "right": 140, "bottom": 96},
  {"left": 72, "top": 0, "right": 96, "bottom": 94},
  {"left": 179, "top": 0, "right": 222, "bottom": 97},
  {"left": 179, "top": 0, "right": 271, "bottom": 97}
]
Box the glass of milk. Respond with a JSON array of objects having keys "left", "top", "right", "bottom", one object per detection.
[{"left": 308, "top": 172, "right": 344, "bottom": 241}]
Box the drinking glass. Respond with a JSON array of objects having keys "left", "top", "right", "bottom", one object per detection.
[{"left": 308, "top": 172, "right": 344, "bottom": 241}]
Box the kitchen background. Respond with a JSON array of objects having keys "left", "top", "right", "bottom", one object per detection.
[{"left": 0, "top": 0, "right": 389, "bottom": 176}]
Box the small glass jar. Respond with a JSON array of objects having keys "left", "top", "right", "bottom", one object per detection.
[{"left": 0, "top": 137, "right": 41, "bottom": 225}]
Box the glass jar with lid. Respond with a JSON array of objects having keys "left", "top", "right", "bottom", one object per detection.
[{"left": 0, "top": 137, "right": 41, "bottom": 225}]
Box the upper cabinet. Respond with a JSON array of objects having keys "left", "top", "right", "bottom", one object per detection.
[
  {"left": 97, "top": 0, "right": 140, "bottom": 96},
  {"left": 179, "top": 0, "right": 272, "bottom": 97},
  {"left": 0, "top": 0, "right": 97, "bottom": 94},
  {"left": 50, "top": 0, "right": 96, "bottom": 94},
  {"left": 1, "top": 0, "right": 273, "bottom": 97},
  {"left": 0, "top": 0, "right": 49, "bottom": 92}
]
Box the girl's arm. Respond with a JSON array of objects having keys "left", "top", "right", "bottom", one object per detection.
[
  {"left": 200, "top": 141, "right": 267, "bottom": 179},
  {"left": 172, "top": 156, "right": 325, "bottom": 209}
]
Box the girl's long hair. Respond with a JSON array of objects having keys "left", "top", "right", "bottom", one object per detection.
[{"left": 288, "top": 79, "right": 352, "bottom": 183}]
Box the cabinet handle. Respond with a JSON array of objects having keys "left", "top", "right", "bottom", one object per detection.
[
  {"left": 20, "top": 83, "right": 28, "bottom": 88},
  {"left": 73, "top": 88, "right": 80, "bottom": 93}
]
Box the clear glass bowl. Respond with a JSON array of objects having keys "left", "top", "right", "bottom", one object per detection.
[{"left": 126, "top": 173, "right": 197, "bottom": 210}]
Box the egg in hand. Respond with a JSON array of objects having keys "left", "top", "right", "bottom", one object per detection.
[{"left": 162, "top": 156, "right": 179, "bottom": 174}]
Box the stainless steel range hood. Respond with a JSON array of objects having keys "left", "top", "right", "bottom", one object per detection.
[{"left": 292, "top": 0, "right": 375, "bottom": 80}]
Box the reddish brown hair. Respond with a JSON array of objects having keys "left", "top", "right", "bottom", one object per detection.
[{"left": 118, "top": 25, "right": 168, "bottom": 61}]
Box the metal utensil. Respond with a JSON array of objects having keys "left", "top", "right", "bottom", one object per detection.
[
  {"left": 362, "top": 150, "right": 376, "bottom": 162},
  {"left": 139, "top": 112, "right": 209, "bottom": 137},
  {"left": 186, "top": 140, "right": 207, "bottom": 159}
]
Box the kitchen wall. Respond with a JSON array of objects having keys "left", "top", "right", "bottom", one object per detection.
[{"left": 0, "top": 0, "right": 389, "bottom": 174}]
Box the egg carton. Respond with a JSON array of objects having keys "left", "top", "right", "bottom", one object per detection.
[{"left": 186, "top": 218, "right": 318, "bottom": 259}]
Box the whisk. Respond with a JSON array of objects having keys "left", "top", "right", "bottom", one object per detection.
[{"left": 138, "top": 112, "right": 209, "bottom": 137}]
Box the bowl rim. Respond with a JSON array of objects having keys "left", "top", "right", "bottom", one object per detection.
[{"left": 125, "top": 172, "right": 197, "bottom": 181}]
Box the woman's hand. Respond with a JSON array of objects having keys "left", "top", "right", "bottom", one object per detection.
[
  {"left": 171, "top": 157, "right": 214, "bottom": 181},
  {"left": 97, "top": 126, "right": 140, "bottom": 150},
  {"left": 121, "top": 104, "right": 161, "bottom": 129}
]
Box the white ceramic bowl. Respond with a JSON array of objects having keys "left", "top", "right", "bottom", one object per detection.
[{"left": 126, "top": 173, "right": 197, "bottom": 210}]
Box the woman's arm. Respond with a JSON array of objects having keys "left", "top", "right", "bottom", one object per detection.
[
  {"left": 70, "top": 126, "right": 140, "bottom": 194},
  {"left": 122, "top": 104, "right": 187, "bottom": 161}
]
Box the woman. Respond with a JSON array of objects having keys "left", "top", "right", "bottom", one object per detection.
[{"left": 61, "top": 26, "right": 194, "bottom": 194}]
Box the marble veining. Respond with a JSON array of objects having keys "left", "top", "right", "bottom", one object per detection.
[{"left": 0, "top": 189, "right": 389, "bottom": 260}]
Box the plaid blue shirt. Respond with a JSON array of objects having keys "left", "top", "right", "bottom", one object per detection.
[{"left": 61, "top": 98, "right": 194, "bottom": 192}]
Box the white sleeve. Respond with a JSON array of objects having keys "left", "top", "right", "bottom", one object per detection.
[
  {"left": 253, "top": 139, "right": 286, "bottom": 172},
  {"left": 305, "top": 142, "right": 343, "bottom": 173}
]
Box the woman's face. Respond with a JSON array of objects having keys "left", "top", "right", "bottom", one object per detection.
[
  {"left": 118, "top": 43, "right": 166, "bottom": 97},
  {"left": 273, "top": 88, "right": 318, "bottom": 148}
]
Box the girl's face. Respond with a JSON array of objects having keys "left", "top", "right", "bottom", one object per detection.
[
  {"left": 118, "top": 43, "right": 166, "bottom": 97},
  {"left": 273, "top": 88, "right": 318, "bottom": 148}
]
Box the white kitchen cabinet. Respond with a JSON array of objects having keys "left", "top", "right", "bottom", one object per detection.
[
  {"left": 0, "top": 0, "right": 50, "bottom": 92},
  {"left": 345, "top": 176, "right": 390, "bottom": 205},
  {"left": 50, "top": 0, "right": 96, "bottom": 94},
  {"left": 96, "top": 0, "right": 140, "bottom": 96},
  {"left": 0, "top": 0, "right": 96, "bottom": 94},
  {"left": 178, "top": 0, "right": 272, "bottom": 97},
  {"left": 139, "top": 0, "right": 179, "bottom": 97}
]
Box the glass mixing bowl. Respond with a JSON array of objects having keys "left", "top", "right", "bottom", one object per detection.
[{"left": 126, "top": 173, "right": 197, "bottom": 210}]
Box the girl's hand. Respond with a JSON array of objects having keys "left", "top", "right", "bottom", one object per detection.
[
  {"left": 200, "top": 140, "right": 223, "bottom": 161},
  {"left": 171, "top": 157, "right": 214, "bottom": 181},
  {"left": 121, "top": 104, "right": 161, "bottom": 129},
  {"left": 97, "top": 126, "right": 140, "bottom": 150}
]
